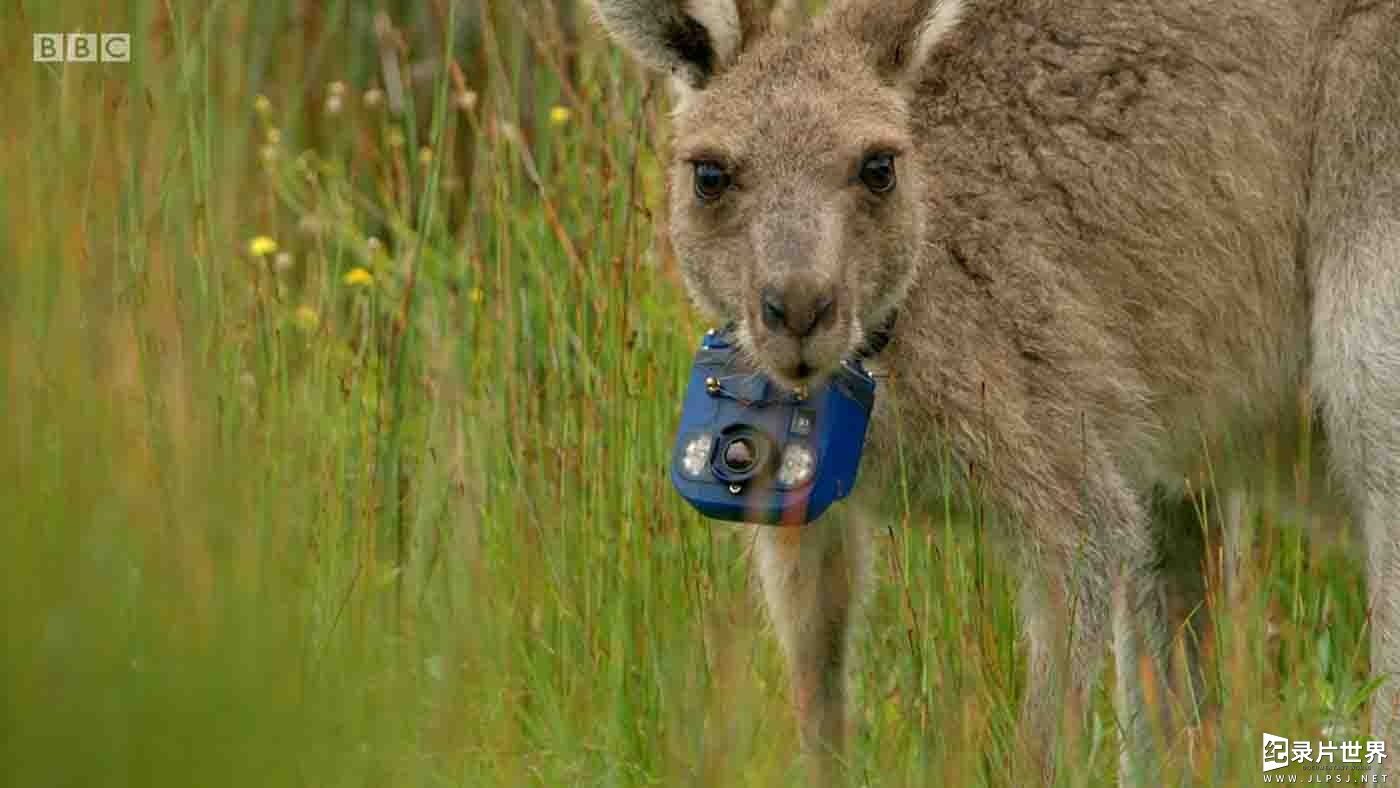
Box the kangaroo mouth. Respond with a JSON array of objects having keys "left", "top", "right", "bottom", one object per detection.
[
  {"left": 795, "top": 310, "right": 897, "bottom": 380},
  {"left": 773, "top": 359, "right": 824, "bottom": 386},
  {"left": 767, "top": 351, "right": 842, "bottom": 389},
  {"left": 742, "top": 308, "right": 895, "bottom": 389}
]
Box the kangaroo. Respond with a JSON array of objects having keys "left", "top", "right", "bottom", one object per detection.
[{"left": 594, "top": 0, "right": 1400, "bottom": 782}]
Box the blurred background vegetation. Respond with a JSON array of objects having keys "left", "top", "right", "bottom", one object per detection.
[{"left": 0, "top": 1, "right": 1380, "bottom": 785}]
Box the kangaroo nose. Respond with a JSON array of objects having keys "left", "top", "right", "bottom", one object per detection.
[{"left": 759, "top": 285, "right": 836, "bottom": 339}]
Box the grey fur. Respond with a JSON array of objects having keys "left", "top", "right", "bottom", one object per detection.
[{"left": 595, "top": 0, "right": 1400, "bottom": 782}]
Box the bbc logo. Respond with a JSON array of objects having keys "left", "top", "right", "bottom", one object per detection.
[{"left": 33, "top": 34, "right": 131, "bottom": 63}]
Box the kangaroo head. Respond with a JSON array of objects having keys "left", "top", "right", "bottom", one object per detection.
[{"left": 596, "top": 0, "right": 962, "bottom": 384}]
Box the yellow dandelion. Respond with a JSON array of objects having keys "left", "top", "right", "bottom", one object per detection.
[
  {"left": 343, "top": 267, "right": 374, "bottom": 287},
  {"left": 254, "top": 94, "right": 272, "bottom": 115},
  {"left": 468, "top": 287, "right": 484, "bottom": 304},
  {"left": 548, "top": 105, "right": 572, "bottom": 127},
  {"left": 294, "top": 305, "right": 320, "bottom": 330},
  {"left": 247, "top": 236, "right": 279, "bottom": 257}
]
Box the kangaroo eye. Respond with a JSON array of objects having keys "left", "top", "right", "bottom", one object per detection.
[
  {"left": 693, "top": 161, "right": 731, "bottom": 202},
  {"left": 859, "top": 153, "right": 897, "bottom": 194}
]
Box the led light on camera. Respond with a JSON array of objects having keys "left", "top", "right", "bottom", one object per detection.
[
  {"left": 681, "top": 434, "right": 713, "bottom": 479},
  {"left": 777, "top": 444, "right": 816, "bottom": 488}
]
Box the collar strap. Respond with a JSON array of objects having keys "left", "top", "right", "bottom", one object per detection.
[{"left": 854, "top": 309, "right": 897, "bottom": 362}]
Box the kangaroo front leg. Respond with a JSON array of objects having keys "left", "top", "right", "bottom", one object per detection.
[
  {"left": 1111, "top": 561, "right": 1175, "bottom": 786},
  {"left": 1019, "top": 480, "right": 1170, "bottom": 786},
  {"left": 752, "top": 518, "right": 870, "bottom": 786},
  {"left": 1019, "top": 556, "right": 1113, "bottom": 781}
]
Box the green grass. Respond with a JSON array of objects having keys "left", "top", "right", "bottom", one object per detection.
[{"left": 0, "top": 1, "right": 1379, "bottom": 785}]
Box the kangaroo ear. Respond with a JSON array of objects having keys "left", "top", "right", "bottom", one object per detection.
[
  {"left": 595, "top": 0, "right": 785, "bottom": 89},
  {"left": 835, "top": 0, "right": 965, "bottom": 85}
]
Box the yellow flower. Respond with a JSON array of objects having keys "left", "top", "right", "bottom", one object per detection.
[
  {"left": 294, "top": 305, "right": 320, "bottom": 330},
  {"left": 343, "top": 267, "right": 374, "bottom": 287},
  {"left": 548, "top": 105, "right": 572, "bottom": 127},
  {"left": 254, "top": 94, "right": 272, "bottom": 115},
  {"left": 418, "top": 146, "right": 434, "bottom": 166},
  {"left": 468, "top": 287, "right": 484, "bottom": 305},
  {"left": 248, "top": 236, "right": 279, "bottom": 257}
]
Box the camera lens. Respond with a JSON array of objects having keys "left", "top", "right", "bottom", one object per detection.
[
  {"left": 724, "top": 439, "right": 756, "bottom": 472},
  {"left": 713, "top": 429, "right": 772, "bottom": 484}
]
